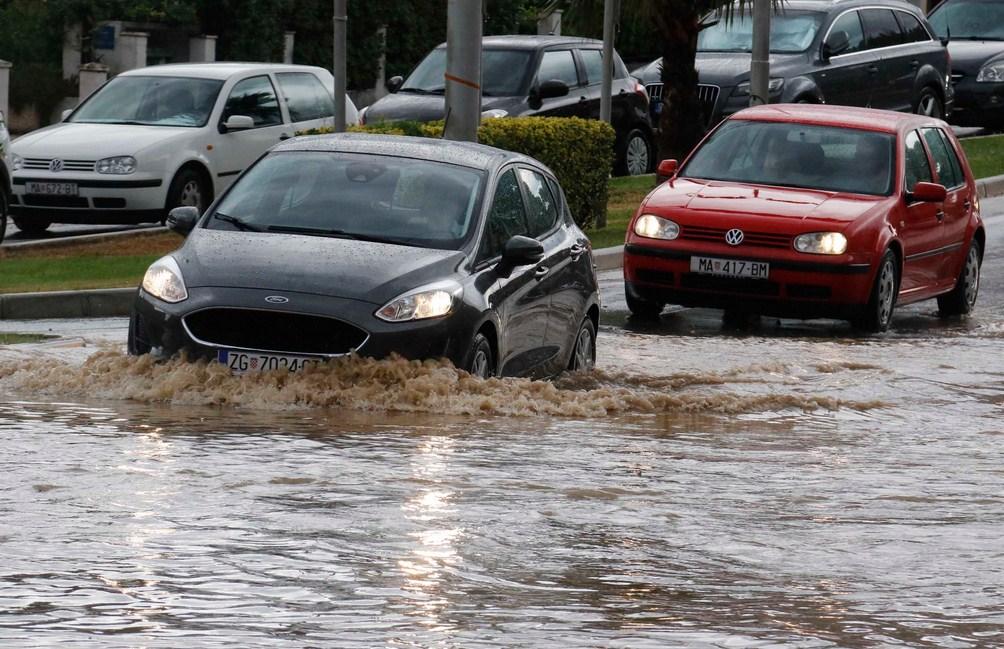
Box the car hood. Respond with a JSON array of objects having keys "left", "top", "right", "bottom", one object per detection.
[
  {"left": 176, "top": 229, "right": 466, "bottom": 305},
  {"left": 11, "top": 122, "right": 192, "bottom": 159},
  {"left": 946, "top": 40, "right": 1004, "bottom": 75},
  {"left": 635, "top": 53, "right": 803, "bottom": 85},
  {"left": 363, "top": 93, "right": 521, "bottom": 122},
  {"left": 646, "top": 178, "right": 884, "bottom": 227}
]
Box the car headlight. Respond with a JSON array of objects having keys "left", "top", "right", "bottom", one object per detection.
[
  {"left": 96, "top": 156, "right": 137, "bottom": 174},
  {"left": 11, "top": 153, "right": 23, "bottom": 171},
  {"left": 977, "top": 61, "right": 1004, "bottom": 83},
  {"left": 794, "top": 232, "right": 847, "bottom": 255},
  {"left": 141, "top": 256, "right": 188, "bottom": 303},
  {"left": 481, "top": 109, "right": 509, "bottom": 119},
  {"left": 734, "top": 78, "right": 784, "bottom": 97},
  {"left": 376, "top": 283, "right": 462, "bottom": 322},
  {"left": 633, "top": 214, "right": 680, "bottom": 240}
]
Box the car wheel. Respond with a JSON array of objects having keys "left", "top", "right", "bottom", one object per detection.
[
  {"left": 616, "top": 128, "right": 652, "bottom": 176},
  {"left": 166, "top": 167, "right": 208, "bottom": 214},
  {"left": 915, "top": 87, "right": 944, "bottom": 119},
  {"left": 464, "top": 332, "right": 495, "bottom": 379},
  {"left": 0, "top": 187, "right": 8, "bottom": 244},
  {"left": 938, "top": 240, "right": 981, "bottom": 316},
  {"left": 626, "top": 284, "right": 663, "bottom": 319},
  {"left": 855, "top": 250, "right": 899, "bottom": 333},
  {"left": 127, "top": 312, "right": 151, "bottom": 356},
  {"left": 567, "top": 317, "right": 596, "bottom": 371},
  {"left": 12, "top": 216, "right": 51, "bottom": 236}
]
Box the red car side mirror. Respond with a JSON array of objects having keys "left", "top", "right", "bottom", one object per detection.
[
  {"left": 656, "top": 159, "right": 678, "bottom": 184},
  {"left": 908, "top": 181, "right": 947, "bottom": 203}
]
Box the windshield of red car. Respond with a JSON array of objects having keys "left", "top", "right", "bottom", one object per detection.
[{"left": 681, "top": 120, "right": 896, "bottom": 196}]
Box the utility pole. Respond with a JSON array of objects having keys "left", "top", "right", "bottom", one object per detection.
[
  {"left": 443, "top": 0, "right": 482, "bottom": 142},
  {"left": 333, "top": 0, "right": 348, "bottom": 132},
  {"left": 749, "top": 0, "right": 770, "bottom": 106},
  {"left": 599, "top": 0, "right": 616, "bottom": 122}
]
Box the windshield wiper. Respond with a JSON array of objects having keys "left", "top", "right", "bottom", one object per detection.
[
  {"left": 266, "top": 225, "right": 403, "bottom": 245},
  {"left": 399, "top": 86, "right": 432, "bottom": 94},
  {"left": 214, "top": 212, "right": 263, "bottom": 232}
]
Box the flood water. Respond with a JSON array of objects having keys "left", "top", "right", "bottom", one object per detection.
[{"left": 1, "top": 212, "right": 1003, "bottom": 647}]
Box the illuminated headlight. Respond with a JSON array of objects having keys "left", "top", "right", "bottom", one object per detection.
[
  {"left": 633, "top": 214, "right": 680, "bottom": 240},
  {"left": 96, "top": 156, "right": 136, "bottom": 174},
  {"left": 10, "top": 153, "right": 23, "bottom": 171},
  {"left": 734, "top": 78, "right": 784, "bottom": 96},
  {"left": 977, "top": 61, "right": 1004, "bottom": 83},
  {"left": 794, "top": 232, "right": 847, "bottom": 255},
  {"left": 481, "top": 109, "right": 509, "bottom": 119},
  {"left": 141, "top": 256, "right": 188, "bottom": 303},
  {"left": 376, "top": 283, "right": 461, "bottom": 322}
]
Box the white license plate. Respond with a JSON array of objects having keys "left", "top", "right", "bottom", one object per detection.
[
  {"left": 26, "top": 181, "right": 78, "bottom": 196},
  {"left": 217, "top": 349, "right": 321, "bottom": 374},
  {"left": 690, "top": 256, "right": 770, "bottom": 279}
]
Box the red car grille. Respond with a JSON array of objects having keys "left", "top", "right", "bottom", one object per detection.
[{"left": 680, "top": 225, "right": 791, "bottom": 249}]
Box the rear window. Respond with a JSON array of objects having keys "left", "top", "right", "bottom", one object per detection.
[{"left": 681, "top": 120, "right": 895, "bottom": 196}]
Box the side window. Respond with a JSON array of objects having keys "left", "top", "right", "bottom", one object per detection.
[
  {"left": 518, "top": 168, "right": 558, "bottom": 238},
  {"left": 826, "top": 11, "right": 866, "bottom": 55},
  {"left": 276, "top": 72, "right": 334, "bottom": 123},
  {"left": 904, "top": 130, "right": 933, "bottom": 192},
  {"left": 537, "top": 50, "right": 580, "bottom": 87},
  {"left": 936, "top": 129, "right": 965, "bottom": 187},
  {"left": 894, "top": 11, "right": 931, "bottom": 43},
  {"left": 481, "top": 169, "right": 529, "bottom": 261},
  {"left": 580, "top": 49, "right": 604, "bottom": 85},
  {"left": 222, "top": 75, "right": 282, "bottom": 127},
  {"left": 921, "top": 128, "right": 963, "bottom": 188},
  {"left": 861, "top": 9, "right": 904, "bottom": 49}
]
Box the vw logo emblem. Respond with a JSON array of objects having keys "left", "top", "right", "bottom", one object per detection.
[
  {"left": 49, "top": 159, "right": 64, "bottom": 173},
  {"left": 264, "top": 295, "right": 289, "bottom": 304},
  {"left": 725, "top": 228, "right": 745, "bottom": 246}
]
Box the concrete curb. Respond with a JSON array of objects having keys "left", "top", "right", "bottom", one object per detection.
[{"left": 1, "top": 226, "right": 167, "bottom": 251}]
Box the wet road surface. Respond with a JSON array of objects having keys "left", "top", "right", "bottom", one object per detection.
[{"left": 0, "top": 206, "right": 1001, "bottom": 647}]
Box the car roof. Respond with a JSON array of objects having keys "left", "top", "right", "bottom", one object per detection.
[
  {"left": 120, "top": 63, "right": 330, "bottom": 80},
  {"left": 730, "top": 104, "right": 942, "bottom": 134},
  {"left": 735, "top": 0, "right": 922, "bottom": 11},
  {"left": 273, "top": 132, "right": 546, "bottom": 173},
  {"left": 432, "top": 35, "right": 603, "bottom": 50}
]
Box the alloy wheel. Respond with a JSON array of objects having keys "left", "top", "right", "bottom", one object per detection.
[
  {"left": 180, "top": 180, "right": 203, "bottom": 211},
  {"left": 916, "top": 92, "right": 942, "bottom": 118},
  {"left": 964, "top": 245, "right": 980, "bottom": 309},
  {"left": 626, "top": 135, "right": 650, "bottom": 176},
  {"left": 573, "top": 325, "right": 595, "bottom": 371},
  {"left": 876, "top": 259, "right": 896, "bottom": 327},
  {"left": 470, "top": 349, "right": 490, "bottom": 378}
]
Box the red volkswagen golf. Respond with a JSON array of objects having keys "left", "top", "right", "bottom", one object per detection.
[{"left": 623, "top": 105, "right": 986, "bottom": 331}]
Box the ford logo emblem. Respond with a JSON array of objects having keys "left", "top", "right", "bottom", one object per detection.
[
  {"left": 265, "top": 295, "right": 289, "bottom": 304},
  {"left": 49, "top": 159, "right": 64, "bottom": 173},
  {"left": 725, "top": 228, "right": 744, "bottom": 246}
]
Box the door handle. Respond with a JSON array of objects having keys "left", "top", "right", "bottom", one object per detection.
[
  {"left": 534, "top": 265, "right": 550, "bottom": 279},
  {"left": 963, "top": 198, "right": 972, "bottom": 212},
  {"left": 867, "top": 66, "right": 879, "bottom": 74},
  {"left": 279, "top": 133, "right": 291, "bottom": 141},
  {"left": 935, "top": 210, "right": 945, "bottom": 222},
  {"left": 569, "top": 243, "right": 585, "bottom": 261}
]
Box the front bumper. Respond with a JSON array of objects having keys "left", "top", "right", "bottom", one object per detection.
[
  {"left": 10, "top": 173, "right": 166, "bottom": 223},
  {"left": 131, "top": 286, "right": 472, "bottom": 367},
  {"left": 948, "top": 78, "right": 1004, "bottom": 127}
]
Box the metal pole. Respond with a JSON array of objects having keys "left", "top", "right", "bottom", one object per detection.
[
  {"left": 333, "top": 0, "right": 348, "bottom": 132},
  {"left": 443, "top": 0, "right": 482, "bottom": 142},
  {"left": 600, "top": 0, "right": 616, "bottom": 122},
  {"left": 749, "top": 0, "right": 770, "bottom": 106}
]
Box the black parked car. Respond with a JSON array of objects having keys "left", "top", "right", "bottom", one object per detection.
[
  {"left": 129, "top": 134, "right": 600, "bottom": 379},
  {"left": 362, "top": 35, "right": 655, "bottom": 176},
  {"left": 928, "top": 0, "right": 1004, "bottom": 129},
  {"left": 635, "top": 0, "right": 952, "bottom": 129}
]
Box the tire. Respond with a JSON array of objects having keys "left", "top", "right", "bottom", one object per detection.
[
  {"left": 464, "top": 332, "right": 495, "bottom": 379},
  {"left": 0, "top": 186, "right": 8, "bottom": 244},
  {"left": 915, "top": 87, "right": 944, "bottom": 119},
  {"left": 127, "top": 312, "right": 151, "bottom": 356},
  {"left": 854, "top": 250, "right": 899, "bottom": 333},
  {"left": 938, "top": 240, "right": 982, "bottom": 316},
  {"left": 615, "top": 128, "right": 653, "bottom": 177},
  {"left": 625, "top": 283, "right": 663, "bottom": 319},
  {"left": 165, "top": 167, "right": 209, "bottom": 215},
  {"left": 12, "top": 216, "right": 51, "bottom": 236},
  {"left": 567, "top": 317, "right": 597, "bottom": 371}
]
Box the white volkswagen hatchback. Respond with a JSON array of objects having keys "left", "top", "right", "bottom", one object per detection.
[
  {"left": 8, "top": 63, "right": 358, "bottom": 234},
  {"left": 1, "top": 109, "right": 10, "bottom": 242}
]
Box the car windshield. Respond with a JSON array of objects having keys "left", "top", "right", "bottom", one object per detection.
[
  {"left": 402, "top": 48, "right": 533, "bottom": 97},
  {"left": 698, "top": 10, "right": 825, "bottom": 53},
  {"left": 681, "top": 120, "right": 895, "bottom": 196},
  {"left": 70, "top": 76, "right": 223, "bottom": 127},
  {"left": 928, "top": 0, "right": 1004, "bottom": 40},
  {"left": 207, "top": 151, "right": 485, "bottom": 250}
]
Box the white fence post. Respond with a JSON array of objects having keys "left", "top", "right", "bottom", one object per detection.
[
  {"left": 63, "top": 24, "right": 83, "bottom": 81},
  {"left": 537, "top": 9, "right": 562, "bottom": 35},
  {"left": 284, "top": 31, "right": 295, "bottom": 64},
  {"left": 189, "top": 35, "right": 218, "bottom": 63},
  {"left": 118, "top": 32, "right": 149, "bottom": 72},
  {"left": 0, "top": 60, "right": 10, "bottom": 124},
  {"left": 78, "top": 62, "right": 109, "bottom": 104}
]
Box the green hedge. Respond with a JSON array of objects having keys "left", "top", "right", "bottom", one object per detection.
[{"left": 297, "top": 116, "right": 615, "bottom": 228}]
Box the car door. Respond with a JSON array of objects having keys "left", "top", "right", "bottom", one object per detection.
[
  {"left": 274, "top": 71, "right": 336, "bottom": 134},
  {"left": 213, "top": 75, "right": 289, "bottom": 192},
  {"left": 478, "top": 167, "right": 552, "bottom": 377},
  {"left": 900, "top": 129, "right": 945, "bottom": 294},
  {"left": 860, "top": 8, "right": 910, "bottom": 111},
  {"left": 816, "top": 9, "right": 879, "bottom": 108},
  {"left": 921, "top": 126, "right": 972, "bottom": 284},
  {"left": 893, "top": 10, "right": 944, "bottom": 113},
  {"left": 532, "top": 48, "right": 587, "bottom": 118}
]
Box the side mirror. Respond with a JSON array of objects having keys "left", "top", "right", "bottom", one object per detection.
[
  {"left": 907, "top": 181, "right": 947, "bottom": 203},
  {"left": 501, "top": 235, "right": 545, "bottom": 267},
  {"left": 528, "top": 79, "right": 569, "bottom": 110},
  {"left": 166, "top": 206, "right": 200, "bottom": 236},
  {"left": 387, "top": 75, "right": 404, "bottom": 93},
  {"left": 221, "top": 115, "right": 255, "bottom": 133},
  {"left": 657, "top": 159, "right": 678, "bottom": 179},
  {"left": 61, "top": 108, "right": 73, "bottom": 121},
  {"left": 822, "top": 31, "right": 850, "bottom": 61}
]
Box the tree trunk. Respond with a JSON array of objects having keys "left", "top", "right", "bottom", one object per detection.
[{"left": 653, "top": 4, "right": 705, "bottom": 163}]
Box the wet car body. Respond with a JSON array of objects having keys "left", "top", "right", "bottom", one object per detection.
[
  {"left": 129, "top": 134, "right": 599, "bottom": 378},
  {"left": 0, "top": 109, "right": 10, "bottom": 242},
  {"left": 623, "top": 104, "right": 986, "bottom": 330}
]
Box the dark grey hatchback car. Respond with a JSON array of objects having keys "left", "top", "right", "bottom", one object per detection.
[
  {"left": 129, "top": 134, "right": 599, "bottom": 379},
  {"left": 635, "top": 0, "right": 952, "bottom": 128}
]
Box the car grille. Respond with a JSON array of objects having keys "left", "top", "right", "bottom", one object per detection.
[
  {"left": 22, "top": 195, "right": 89, "bottom": 208},
  {"left": 21, "top": 158, "right": 96, "bottom": 172},
  {"left": 183, "top": 308, "right": 368, "bottom": 356},
  {"left": 681, "top": 273, "right": 780, "bottom": 296},
  {"left": 645, "top": 83, "right": 720, "bottom": 127},
  {"left": 680, "top": 225, "right": 791, "bottom": 249},
  {"left": 951, "top": 72, "right": 964, "bottom": 84}
]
